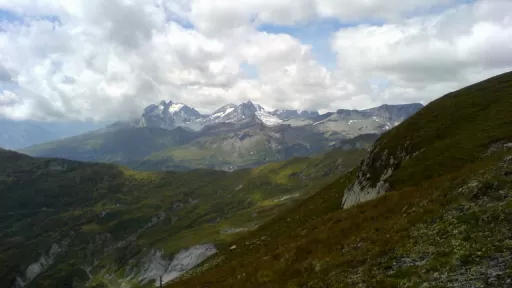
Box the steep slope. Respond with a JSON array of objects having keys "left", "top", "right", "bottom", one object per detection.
[
  {"left": 343, "top": 71, "right": 512, "bottom": 207},
  {"left": 332, "top": 133, "right": 380, "bottom": 150},
  {"left": 168, "top": 71, "right": 512, "bottom": 287},
  {"left": 0, "top": 147, "right": 365, "bottom": 288}
]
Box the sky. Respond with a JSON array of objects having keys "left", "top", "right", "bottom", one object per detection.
[{"left": 0, "top": 0, "right": 511, "bottom": 122}]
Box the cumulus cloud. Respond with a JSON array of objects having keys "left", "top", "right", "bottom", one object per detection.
[
  {"left": 0, "top": 64, "right": 13, "bottom": 82},
  {"left": 187, "top": 0, "right": 457, "bottom": 34},
  {"left": 0, "top": 0, "right": 510, "bottom": 121},
  {"left": 332, "top": 0, "right": 512, "bottom": 104}
]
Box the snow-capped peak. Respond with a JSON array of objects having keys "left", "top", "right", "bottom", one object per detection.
[{"left": 140, "top": 100, "right": 322, "bottom": 130}]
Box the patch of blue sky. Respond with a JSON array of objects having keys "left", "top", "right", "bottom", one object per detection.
[
  {"left": 0, "top": 8, "right": 24, "bottom": 23},
  {"left": 240, "top": 62, "right": 259, "bottom": 79},
  {"left": 0, "top": 8, "right": 61, "bottom": 27},
  {"left": 404, "top": 0, "right": 477, "bottom": 18},
  {"left": 165, "top": 11, "right": 194, "bottom": 29},
  {"left": 368, "top": 78, "right": 391, "bottom": 92},
  {"left": 258, "top": 18, "right": 372, "bottom": 70}
]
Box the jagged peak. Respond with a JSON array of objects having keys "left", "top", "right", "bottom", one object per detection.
[{"left": 159, "top": 100, "right": 173, "bottom": 106}]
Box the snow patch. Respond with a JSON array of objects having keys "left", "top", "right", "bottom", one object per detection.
[
  {"left": 255, "top": 111, "right": 282, "bottom": 126},
  {"left": 211, "top": 107, "right": 234, "bottom": 118},
  {"left": 14, "top": 239, "right": 70, "bottom": 288}
]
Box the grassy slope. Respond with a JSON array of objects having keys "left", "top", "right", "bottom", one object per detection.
[
  {"left": 20, "top": 126, "right": 197, "bottom": 164},
  {"left": 169, "top": 71, "right": 512, "bottom": 287},
  {"left": 0, "top": 147, "right": 365, "bottom": 288},
  {"left": 369, "top": 72, "right": 512, "bottom": 190}
]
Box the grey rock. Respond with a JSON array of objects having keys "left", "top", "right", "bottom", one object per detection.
[{"left": 342, "top": 142, "right": 416, "bottom": 208}]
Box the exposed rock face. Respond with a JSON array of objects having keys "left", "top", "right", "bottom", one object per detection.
[
  {"left": 138, "top": 250, "right": 170, "bottom": 284},
  {"left": 139, "top": 100, "right": 204, "bottom": 130},
  {"left": 138, "top": 244, "right": 217, "bottom": 286},
  {"left": 13, "top": 239, "right": 70, "bottom": 288},
  {"left": 342, "top": 142, "right": 416, "bottom": 208},
  {"left": 161, "top": 244, "right": 217, "bottom": 284}
]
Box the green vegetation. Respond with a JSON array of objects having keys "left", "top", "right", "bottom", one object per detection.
[
  {"left": 20, "top": 126, "right": 197, "bottom": 165},
  {"left": 167, "top": 71, "right": 512, "bottom": 287},
  {"left": 368, "top": 72, "right": 512, "bottom": 190},
  {"left": 0, "top": 146, "right": 365, "bottom": 287}
]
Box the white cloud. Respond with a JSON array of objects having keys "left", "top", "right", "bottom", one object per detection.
[
  {"left": 187, "top": 0, "right": 457, "bottom": 34},
  {"left": 332, "top": 0, "right": 512, "bottom": 104},
  {"left": 0, "top": 0, "right": 510, "bottom": 121}
]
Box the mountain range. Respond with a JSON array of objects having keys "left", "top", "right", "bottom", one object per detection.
[
  {"left": 134, "top": 99, "right": 422, "bottom": 135},
  {"left": 21, "top": 101, "right": 423, "bottom": 171}
]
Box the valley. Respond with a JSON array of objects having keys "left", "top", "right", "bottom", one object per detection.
[{"left": 0, "top": 145, "right": 365, "bottom": 287}]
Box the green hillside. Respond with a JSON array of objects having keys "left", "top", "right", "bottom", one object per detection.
[
  {"left": 20, "top": 126, "right": 198, "bottom": 164},
  {"left": 0, "top": 146, "right": 365, "bottom": 288},
  {"left": 168, "top": 72, "right": 512, "bottom": 287},
  {"left": 368, "top": 71, "right": 512, "bottom": 190}
]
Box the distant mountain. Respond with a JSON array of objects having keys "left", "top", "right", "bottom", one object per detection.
[
  {"left": 271, "top": 109, "right": 320, "bottom": 120},
  {"left": 21, "top": 102, "right": 423, "bottom": 171},
  {"left": 138, "top": 100, "right": 204, "bottom": 130},
  {"left": 0, "top": 118, "right": 104, "bottom": 149},
  {"left": 127, "top": 100, "right": 424, "bottom": 136},
  {"left": 309, "top": 103, "right": 425, "bottom": 138},
  {"left": 332, "top": 133, "right": 380, "bottom": 151},
  {"left": 0, "top": 118, "right": 54, "bottom": 150}
]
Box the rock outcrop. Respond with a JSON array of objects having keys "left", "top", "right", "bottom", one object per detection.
[
  {"left": 342, "top": 142, "right": 416, "bottom": 208},
  {"left": 138, "top": 244, "right": 217, "bottom": 286}
]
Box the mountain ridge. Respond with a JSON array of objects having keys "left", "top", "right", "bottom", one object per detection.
[
  {"left": 21, "top": 102, "right": 422, "bottom": 171},
  {"left": 135, "top": 99, "right": 423, "bottom": 131}
]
